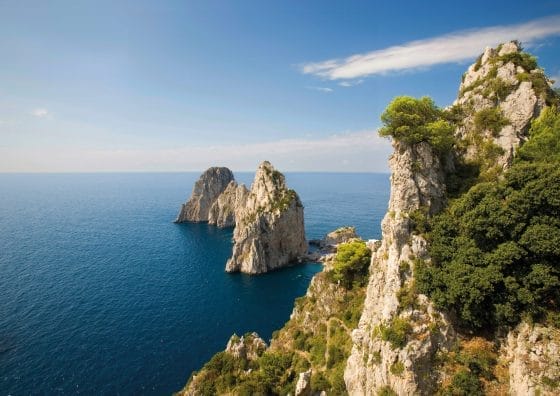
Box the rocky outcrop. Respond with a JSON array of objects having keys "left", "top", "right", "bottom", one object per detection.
[
  {"left": 175, "top": 167, "right": 235, "bottom": 223},
  {"left": 324, "top": 226, "right": 358, "bottom": 246},
  {"left": 179, "top": 332, "right": 267, "bottom": 396},
  {"left": 225, "top": 332, "right": 267, "bottom": 361},
  {"left": 208, "top": 181, "right": 249, "bottom": 228},
  {"left": 454, "top": 41, "right": 553, "bottom": 168},
  {"left": 504, "top": 322, "right": 560, "bottom": 396},
  {"left": 225, "top": 161, "right": 307, "bottom": 274},
  {"left": 295, "top": 369, "right": 312, "bottom": 396},
  {"left": 344, "top": 141, "right": 454, "bottom": 395}
]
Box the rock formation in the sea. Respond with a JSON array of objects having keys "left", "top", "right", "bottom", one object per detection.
[
  {"left": 208, "top": 181, "right": 249, "bottom": 228},
  {"left": 324, "top": 226, "right": 358, "bottom": 246},
  {"left": 174, "top": 167, "right": 235, "bottom": 223},
  {"left": 225, "top": 161, "right": 307, "bottom": 274}
]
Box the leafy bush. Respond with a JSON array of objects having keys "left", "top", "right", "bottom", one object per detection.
[
  {"left": 379, "top": 96, "right": 455, "bottom": 153},
  {"left": 473, "top": 107, "right": 509, "bottom": 136},
  {"left": 496, "top": 51, "right": 537, "bottom": 71},
  {"left": 445, "top": 369, "right": 484, "bottom": 396},
  {"left": 390, "top": 361, "right": 405, "bottom": 376},
  {"left": 417, "top": 162, "right": 560, "bottom": 329},
  {"left": 330, "top": 240, "right": 371, "bottom": 289},
  {"left": 378, "top": 386, "right": 398, "bottom": 396},
  {"left": 517, "top": 106, "right": 560, "bottom": 163},
  {"left": 380, "top": 317, "right": 412, "bottom": 349}
]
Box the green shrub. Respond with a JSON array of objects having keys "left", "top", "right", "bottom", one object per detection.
[
  {"left": 327, "top": 345, "right": 345, "bottom": 369},
  {"left": 390, "top": 361, "right": 405, "bottom": 376},
  {"left": 474, "top": 107, "right": 509, "bottom": 136},
  {"left": 378, "top": 386, "right": 398, "bottom": 396},
  {"left": 446, "top": 369, "right": 484, "bottom": 396},
  {"left": 379, "top": 96, "right": 455, "bottom": 153},
  {"left": 330, "top": 240, "right": 371, "bottom": 289},
  {"left": 397, "top": 282, "right": 418, "bottom": 311},
  {"left": 418, "top": 163, "right": 560, "bottom": 329},
  {"left": 497, "top": 51, "right": 537, "bottom": 71},
  {"left": 311, "top": 372, "right": 331, "bottom": 392},
  {"left": 380, "top": 317, "right": 412, "bottom": 349},
  {"left": 517, "top": 106, "right": 560, "bottom": 163},
  {"left": 408, "top": 206, "right": 430, "bottom": 234}
]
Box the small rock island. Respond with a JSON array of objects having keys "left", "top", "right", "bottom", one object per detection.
[{"left": 175, "top": 161, "right": 307, "bottom": 274}]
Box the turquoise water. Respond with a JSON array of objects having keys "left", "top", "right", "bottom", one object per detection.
[{"left": 0, "top": 172, "right": 389, "bottom": 395}]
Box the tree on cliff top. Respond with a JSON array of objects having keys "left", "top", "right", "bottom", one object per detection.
[{"left": 379, "top": 96, "right": 455, "bottom": 153}]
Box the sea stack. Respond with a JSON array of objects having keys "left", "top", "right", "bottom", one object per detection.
[
  {"left": 225, "top": 161, "right": 307, "bottom": 274},
  {"left": 174, "top": 167, "right": 235, "bottom": 223}
]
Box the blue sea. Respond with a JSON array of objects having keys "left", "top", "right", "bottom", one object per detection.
[{"left": 0, "top": 172, "right": 389, "bottom": 395}]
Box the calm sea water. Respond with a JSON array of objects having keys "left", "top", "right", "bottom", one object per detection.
[{"left": 0, "top": 172, "right": 389, "bottom": 395}]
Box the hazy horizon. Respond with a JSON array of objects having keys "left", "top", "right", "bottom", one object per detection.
[{"left": 2, "top": 1, "right": 560, "bottom": 173}]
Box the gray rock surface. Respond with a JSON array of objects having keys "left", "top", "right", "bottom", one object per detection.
[
  {"left": 208, "top": 181, "right": 249, "bottom": 228},
  {"left": 454, "top": 40, "right": 550, "bottom": 168},
  {"left": 175, "top": 167, "right": 234, "bottom": 223},
  {"left": 344, "top": 141, "right": 454, "bottom": 395},
  {"left": 295, "top": 369, "right": 312, "bottom": 396},
  {"left": 505, "top": 322, "right": 560, "bottom": 396},
  {"left": 324, "top": 226, "right": 358, "bottom": 246},
  {"left": 225, "top": 161, "right": 307, "bottom": 274},
  {"left": 225, "top": 332, "right": 267, "bottom": 361}
]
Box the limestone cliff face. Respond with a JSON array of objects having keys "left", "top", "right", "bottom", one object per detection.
[
  {"left": 225, "top": 161, "right": 307, "bottom": 274},
  {"left": 208, "top": 181, "right": 249, "bottom": 228},
  {"left": 175, "top": 167, "right": 235, "bottom": 223},
  {"left": 455, "top": 41, "right": 551, "bottom": 168},
  {"left": 345, "top": 141, "right": 454, "bottom": 395},
  {"left": 504, "top": 323, "right": 560, "bottom": 396}
]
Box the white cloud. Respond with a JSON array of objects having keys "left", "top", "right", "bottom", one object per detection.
[
  {"left": 551, "top": 75, "right": 560, "bottom": 87},
  {"left": 0, "top": 130, "right": 393, "bottom": 173},
  {"left": 338, "top": 80, "right": 364, "bottom": 87},
  {"left": 31, "top": 108, "right": 49, "bottom": 118},
  {"left": 307, "top": 86, "right": 333, "bottom": 93},
  {"left": 301, "top": 15, "right": 560, "bottom": 80}
]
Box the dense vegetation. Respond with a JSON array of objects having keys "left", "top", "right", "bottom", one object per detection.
[
  {"left": 379, "top": 96, "right": 455, "bottom": 153},
  {"left": 330, "top": 240, "right": 371, "bottom": 289},
  {"left": 416, "top": 107, "right": 560, "bottom": 330}
]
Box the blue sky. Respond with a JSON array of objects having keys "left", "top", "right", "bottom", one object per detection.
[{"left": 1, "top": 1, "right": 560, "bottom": 172}]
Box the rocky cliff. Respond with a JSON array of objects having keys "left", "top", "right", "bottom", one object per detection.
[
  {"left": 225, "top": 161, "right": 307, "bottom": 274},
  {"left": 344, "top": 40, "right": 559, "bottom": 395},
  {"left": 174, "top": 42, "right": 560, "bottom": 395},
  {"left": 344, "top": 141, "right": 454, "bottom": 395},
  {"left": 454, "top": 41, "right": 553, "bottom": 169},
  {"left": 208, "top": 181, "right": 249, "bottom": 228},
  {"left": 175, "top": 167, "right": 235, "bottom": 223},
  {"left": 177, "top": 236, "right": 371, "bottom": 395}
]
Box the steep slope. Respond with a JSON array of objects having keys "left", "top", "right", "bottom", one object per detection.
[
  {"left": 344, "top": 141, "right": 454, "bottom": 395},
  {"left": 345, "top": 41, "right": 559, "bottom": 395},
  {"left": 454, "top": 41, "right": 554, "bottom": 171},
  {"left": 178, "top": 237, "right": 371, "bottom": 395}
]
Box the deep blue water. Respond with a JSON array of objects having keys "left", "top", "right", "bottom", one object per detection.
[{"left": 0, "top": 172, "right": 389, "bottom": 395}]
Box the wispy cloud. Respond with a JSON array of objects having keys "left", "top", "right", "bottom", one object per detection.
[
  {"left": 307, "top": 86, "right": 333, "bottom": 93},
  {"left": 301, "top": 15, "right": 560, "bottom": 80},
  {"left": 338, "top": 80, "right": 363, "bottom": 87},
  {"left": 31, "top": 108, "right": 49, "bottom": 118},
  {"left": 0, "top": 130, "right": 392, "bottom": 173},
  {"left": 551, "top": 75, "right": 559, "bottom": 87}
]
